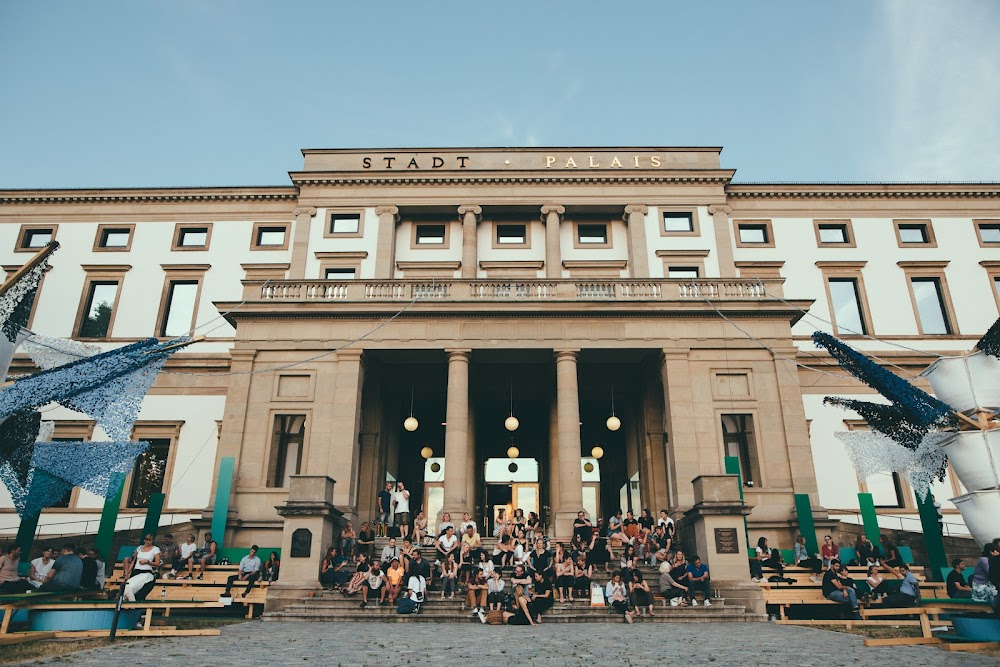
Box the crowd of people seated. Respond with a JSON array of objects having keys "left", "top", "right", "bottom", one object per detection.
[{"left": 322, "top": 499, "right": 713, "bottom": 623}]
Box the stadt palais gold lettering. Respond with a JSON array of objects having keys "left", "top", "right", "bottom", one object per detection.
[{"left": 545, "top": 155, "right": 661, "bottom": 168}]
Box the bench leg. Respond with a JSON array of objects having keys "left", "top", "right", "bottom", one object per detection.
[
  {"left": 919, "top": 611, "right": 931, "bottom": 639},
  {"left": 1, "top": 606, "right": 11, "bottom": 635},
  {"left": 144, "top": 609, "right": 154, "bottom": 632}
]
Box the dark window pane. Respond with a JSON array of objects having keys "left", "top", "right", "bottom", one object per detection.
[
  {"left": 79, "top": 282, "right": 118, "bottom": 338},
  {"left": 898, "top": 224, "right": 928, "bottom": 243},
  {"left": 663, "top": 213, "right": 693, "bottom": 232},
  {"left": 101, "top": 229, "right": 131, "bottom": 248},
  {"left": 819, "top": 225, "right": 848, "bottom": 244},
  {"left": 415, "top": 224, "right": 446, "bottom": 244},
  {"left": 178, "top": 228, "right": 208, "bottom": 247},
  {"left": 269, "top": 415, "right": 306, "bottom": 488},
  {"left": 128, "top": 438, "right": 171, "bottom": 508},
  {"left": 578, "top": 224, "right": 607, "bottom": 244},
  {"left": 738, "top": 225, "right": 768, "bottom": 244},
  {"left": 979, "top": 224, "right": 1000, "bottom": 244},
  {"left": 256, "top": 227, "right": 286, "bottom": 246},
  {"left": 496, "top": 224, "right": 526, "bottom": 244},
  {"left": 912, "top": 278, "right": 951, "bottom": 334},
  {"left": 23, "top": 229, "right": 53, "bottom": 248},
  {"left": 330, "top": 214, "right": 360, "bottom": 234}
]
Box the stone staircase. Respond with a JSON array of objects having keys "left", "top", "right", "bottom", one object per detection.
[{"left": 266, "top": 536, "right": 765, "bottom": 623}]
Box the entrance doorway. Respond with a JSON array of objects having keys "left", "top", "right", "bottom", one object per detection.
[{"left": 483, "top": 458, "right": 539, "bottom": 535}]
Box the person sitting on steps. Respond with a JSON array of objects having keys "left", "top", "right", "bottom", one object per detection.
[
  {"left": 466, "top": 568, "right": 489, "bottom": 621},
  {"left": 223, "top": 545, "right": 262, "bottom": 598},
  {"left": 822, "top": 559, "right": 861, "bottom": 620},
  {"left": 947, "top": 558, "right": 973, "bottom": 599}
]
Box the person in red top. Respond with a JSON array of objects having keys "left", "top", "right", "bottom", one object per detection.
[{"left": 820, "top": 535, "right": 838, "bottom": 567}]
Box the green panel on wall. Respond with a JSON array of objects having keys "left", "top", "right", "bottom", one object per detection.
[
  {"left": 95, "top": 473, "right": 126, "bottom": 563},
  {"left": 857, "top": 493, "right": 881, "bottom": 545},
  {"left": 794, "top": 493, "right": 819, "bottom": 556},
  {"left": 141, "top": 493, "right": 165, "bottom": 540},
  {"left": 210, "top": 457, "right": 235, "bottom": 550}
]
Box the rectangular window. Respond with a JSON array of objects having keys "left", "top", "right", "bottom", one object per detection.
[
  {"left": 78, "top": 281, "right": 119, "bottom": 338},
  {"left": 818, "top": 224, "right": 848, "bottom": 244},
  {"left": 415, "top": 224, "right": 446, "bottom": 245},
  {"left": 868, "top": 472, "right": 906, "bottom": 508},
  {"left": 19, "top": 227, "right": 54, "bottom": 249},
  {"left": 738, "top": 225, "right": 769, "bottom": 244},
  {"left": 127, "top": 438, "right": 170, "bottom": 508},
  {"left": 911, "top": 277, "right": 952, "bottom": 334},
  {"left": 721, "top": 414, "right": 758, "bottom": 487},
  {"left": 324, "top": 268, "right": 356, "bottom": 280},
  {"left": 894, "top": 220, "right": 935, "bottom": 246},
  {"left": 828, "top": 278, "right": 868, "bottom": 335},
  {"left": 178, "top": 227, "right": 208, "bottom": 247},
  {"left": 662, "top": 212, "right": 693, "bottom": 233},
  {"left": 577, "top": 223, "right": 608, "bottom": 244},
  {"left": 96, "top": 226, "right": 134, "bottom": 250},
  {"left": 668, "top": 266, "right": 700, "bottom": 279},
  {"left": 976, "top": 221, "right": 1000, "bottom": 246},
  {"left": 255, "top": 226, "right": 286, "bottom": 246},
  {"left": 329, "top": 213, "right": 360, "bottom": 235},
  {"left": 496, "top": 224, "right": 527, "bottom": 245},
  {"left": 268, "top": 415, "right": 307, "bottom": 487},
  {"left": 994, "top": 276, "right": 1000, "bottom": 305},
  {"left": 160, "top": 281, "right": 199, "bottom": 337}
]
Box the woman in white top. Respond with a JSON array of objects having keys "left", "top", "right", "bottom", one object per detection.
[
  {"left": 477, "top": 550, "right": 495, "bottom": 578},
  {"left": 605, "top": 571, "right": 634, "bottom": 623},
  {"left": 412, "top": 512, "right": 428, "bottom": 545},
  {"left": 866, "top": 565, "right": 889, "bottom": 601},
  {"left": 123, "top": 534, "right": 161, "bottom": 601},
  {"left": 28, "top": 547, "right": 54, "bottom": 588},
  {"left": 393, "top": 482, "right": 411, "bottom": 540}
]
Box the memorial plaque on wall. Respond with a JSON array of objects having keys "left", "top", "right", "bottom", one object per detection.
[
  {"left": 291, "top": 528, "right": 312, "bottom": 557},
  {"left": 714, "top": 527, "right": 739, "bottom": 554}
]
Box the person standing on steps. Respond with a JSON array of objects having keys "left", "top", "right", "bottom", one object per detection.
[
  {"left": 393, "top": 481, "right": 411, "bottom": 540},
  {"left": 376, "top": 482, "right": 393, "bottom": 537}
]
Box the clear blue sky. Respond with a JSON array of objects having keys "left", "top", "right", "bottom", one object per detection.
[{"left": 1, "top": 1, "right": 997, "bottom": 188}]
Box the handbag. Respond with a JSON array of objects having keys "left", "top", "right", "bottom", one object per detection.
[
  {"left": 590, "top": 584, "right": 606, "bottom": 607},
  {"left": 486, "top": 610, "right": 504, "bottom": 625}
]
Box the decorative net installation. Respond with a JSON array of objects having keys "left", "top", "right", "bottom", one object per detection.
[
  {"left": 21, "top": 334, "right": 99, "bottom": 370},
  {"left": 31, "top": 440, "right": 149, "bottom": 499},
  {"left": 813, "top": 331, "right": 955, "bottom": 427},
  {"left": 0, "top": 250, "right": 55, "bottom": 343},
  {"left": 0, "top": 337, "right": 186, "bottom": 441},
  {"left": 823, "top": 397, "right": 933, "bottom": 450},
  {"left": 976, "top": 316, "right": 1000, "bottom": 360},
  {"left": 0, "top": 411, "right": 42, "bottom": 486},
  {"left": 835, "top": 430, "right": 950, "bottom": 501}
]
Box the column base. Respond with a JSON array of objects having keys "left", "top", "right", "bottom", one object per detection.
[
  {"left": 265, "top": 582, "right": 322, "bottom": 613},
  {"left": 552, "top": 509, "right": 582, "bottom": 540}
]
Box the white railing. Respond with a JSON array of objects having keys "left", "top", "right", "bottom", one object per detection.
[{"left": 253, "top": 278, "right": 781, "bottom": 303}]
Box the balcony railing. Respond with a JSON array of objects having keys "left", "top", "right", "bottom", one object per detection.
[{"left": 248, "top": 278, "right": 780, "bottom": 303}]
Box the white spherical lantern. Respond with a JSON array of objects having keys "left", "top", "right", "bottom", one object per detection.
[
  {"left": 505, "top": 416, "right": 519, "bottom": 431},
  {"left": 606, "top": 415, "right": 621, "bottom": 432},
  {"left": 507, "top": 446, "right": 520, "bottom": 459},
  {"left": 420, "top": 446, "right": 433, "bottom": 459},
  {"left": 403, "top": 416, "right": 419, "bottom": 432},
  {"left": 591, "top": 445, "right": 604, "bottom": 460}
]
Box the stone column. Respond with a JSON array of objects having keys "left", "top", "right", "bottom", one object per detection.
[
  {"left": 623, "top": 204, "right": 650, "bottom": 278},
  {"left": 541, "top": 205, "right": 565, "bottom": 279},
  {"left": 207, "top": 349, "right": 256, "bottom": 510},
  {"left": 708, "top": 204, "right": 736, "bottom": 277},
  {"left": 661, "top": 349, "right": 698, "bottom": 511},
  {"left": 269, "top": 475, "right": 344, "bottom": 612},
  {"left": 373, "top": 205, "right": 400, "bottom": 279},
  {"left": 458, "top": 205, "right": 482, "bottom": 279},
  {"left": 547, "top": 397, "right": 561, "bottom": 526},
  {"left": 554, "top": 349, "right": 584, "bottom": 538},
  {"left": 327, "top": 349, "right": 365, "bottom": 520},
  {"left": 441, "top": 349, "right": 471, "bottom": 521},
  {"left": 289, "top": 207, "right": 317, "bottom": 280}
]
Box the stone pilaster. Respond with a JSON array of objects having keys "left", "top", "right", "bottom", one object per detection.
[
  {"left": 458, "top": 205, "right": 482, "bottom": 279},
  {"left": 289, "top": 207, "right": 317, "bottom": 280},
  {"left": 554, "top": 349, "right": 583, "bottom": 538},
  {"left": 661, "top": 349, "right": 698, "bottom": 511},
  {"left": 708, "top": 204, "right": 735, "bottom": 277},
  {"left": 623, "top": 204, "right": 650, "bottom": 278},
  {"left": 373, "top": 205, "right": 400, "bottom": 279},
  {"left": 328, "top": 349, "right": 365, "bottom": 520},
  {"left": 441, "top": 349, "right": 471, "bottom": 521},
  {"left": 541, "top": 205, "right": 565, "bottom": 279}
]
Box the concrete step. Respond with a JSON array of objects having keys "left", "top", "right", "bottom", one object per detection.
[{"left": 265, "top": 609, "right": 753, "bottom": 623}]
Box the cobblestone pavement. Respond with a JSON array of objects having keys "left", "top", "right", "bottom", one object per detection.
[{"left": 21, "top": 621, "right": 1000, "bottom": 666}]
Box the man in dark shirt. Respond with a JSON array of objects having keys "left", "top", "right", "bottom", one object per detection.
[
  {"left": 76, "top": 547, "right": 99, "bottom": 590},
  {"left": 40, "top": 544, "right": 83, "bottom": 592},
  {"left": 376, "top": 482, "right": 393, "bottom": 535},
  {"left": 572, "top": 511, "right": 592, "bottom": 546},
  {"left": 822, "top": 560, "right": 860, "bottom": 619},
  {"left": 408, "top": 550, "right": 431, "bottom": 582},
  {"left": 946, "top": 558, "right": 972, "bottom": 599}
]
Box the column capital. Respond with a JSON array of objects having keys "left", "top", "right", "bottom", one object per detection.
[
  {"left": 293, "top": 206, "right": 317, "bottom": 218},
  {"left": 554, "top": 349, "right": 580, "bottom": 362},
  {"left": 445, "top": 348, "right": 472, "bottom": 361},
  {"left": 623, "top": 204, "right": 649, "bottom": 218},
  {"left": 540, "top": 204, "right": 566, "bottom": 218},
  {"left": 457, "top": 204, "right": 482, "bottom": 220},
  {"left": 335, "top": 348, "right": 365, "bottom": 362},
  {"left": 375, "top": 205, "right": 399, "bottom": 219},
  {"left": 707, "top": 204, "right": 732, "bottom": 216}
]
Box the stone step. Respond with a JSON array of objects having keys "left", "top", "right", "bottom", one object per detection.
[
  {"left": 282, "top": 601, "right": 732, "bottom": 613},
  {"left": 265, "top": 609, "right": 753, "bottom": 623}
]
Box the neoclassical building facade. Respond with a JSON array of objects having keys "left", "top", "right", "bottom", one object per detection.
[{"left": 0, "top": 147, "right": 997, "bottom": 548}]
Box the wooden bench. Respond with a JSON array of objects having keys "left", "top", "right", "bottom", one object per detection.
[
  {"left": 106, "top": 563, "right": 271, "bottom": 618},
  {"left": 0, "top": 590, "right": 104, "bottom": 634},
  {"left": 860, "top": 599, "right": 993, "bottom": 647}
]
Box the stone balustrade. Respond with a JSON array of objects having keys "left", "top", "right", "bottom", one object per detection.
[{"left": 246, "top": 278, "right": 780, "bottom": 303}]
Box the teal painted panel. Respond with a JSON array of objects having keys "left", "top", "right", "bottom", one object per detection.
[
  {"left": 95, "top": 473, "right": 126, "bottom": 563},
  {"left": 211, "top": 457, "right": 235, "bottom": 550},
  {"left": 857, "top": 493, "right": 881, "bottom": 545},
  {"left": 916, "top": 493, "right": 948, "bottom": 578},
  {"left": 141, "top": 493, "right": 165, "bottom": 539},
  {"left": 794, "top": 493, "right": 819, "bottom": 556},
  {"left": 723, "top": 455, "right": 750, "bottom": 555},
  {"left": 29, "top": 609, "right": 141, "bottom": 631},
  {"left": 14, "top": 513, "right": 40, "bottom": 570}
]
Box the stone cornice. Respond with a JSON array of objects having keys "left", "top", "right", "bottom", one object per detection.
[
  {"left": 290, "top": 171, "right": 735, "bottom": 187},
  {"left": 727, "top": 183, "right": 1000, "bottom": 199},
  {"left": 0, "top": 187, "right": 299, "bottom": 205}
]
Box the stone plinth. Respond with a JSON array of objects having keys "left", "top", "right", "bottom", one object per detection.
[
  {"left": 266, "top": 475, "right": 344, "bottom": 613},
  {"left": 684, "top": 475, "right": 754, "bottom": 584}
]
